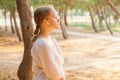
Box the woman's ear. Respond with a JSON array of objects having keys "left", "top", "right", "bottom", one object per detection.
[{"left": 43, "top": 19, "right": 49, "bottom": 25}]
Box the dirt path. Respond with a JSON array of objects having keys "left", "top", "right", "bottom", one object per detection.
[
  {"left": 54, "top": 29, "right": 120, "bottom": 41},
  {"left": 1, "top": 29, "right": 120, "bottom": 80},
  {"left": 54, "top": 30, "right": 120, "bottom": 80}
]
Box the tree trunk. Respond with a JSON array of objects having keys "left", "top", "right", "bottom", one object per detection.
[
  {"left": 97, "top": 10, "right": 105, "bottom": 31},
  {"left": 12, "top": 11, "right": 22, "bottom": 41},
  {"left": 107, "top": 0, "right": 120, "bottom": 17},
  {"left": 59, "top": 11, "right": 68, "bottom": 39},
  {"left": 10, "top": 11, "right": 15, "bottom": 34},
  {"left": 64, "top": 10, "right": 68, "bottom": 26},
  {"left": 107, "top": 6, "right": 112, "bottom": 27},
  {"left": 16, "top": 0, "right": 33, "bottom": 80},
  {"left": 103, "top": 15, "right": 113, "bottom": 35},
  {"left": 3, "top": 10, "right": 7, "bottom": 31},
  {"left": 88, "top": 7, "right": 98, "bottom": 33},
  {"left": 101, "top": 7, "right": 113, "bottom": 35},
  {"left": 60, "top": 22, "right": 68, "bottom": 39}
]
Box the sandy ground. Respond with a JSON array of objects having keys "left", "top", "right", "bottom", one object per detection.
[{"left": 0, "top": 27, "right": 120, "bottom": 80}]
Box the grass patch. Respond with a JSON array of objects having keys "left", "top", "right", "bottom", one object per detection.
[
  {"left": 68, "top": 22, "right": 93, "bottom": 30},
  {"left": 112, "top": 22, "right": 120, "bottom": 32},
  {"left": 69, "top": 21, "right": 120, "bottom": 32}
]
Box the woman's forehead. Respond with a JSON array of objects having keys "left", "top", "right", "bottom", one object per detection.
[{"left": 49, "top": 9, "right": 58, "bottom": 16}]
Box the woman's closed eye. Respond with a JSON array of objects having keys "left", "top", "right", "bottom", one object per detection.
[{"left": 54, "top": 16, "right": 60, "bottom": 22}]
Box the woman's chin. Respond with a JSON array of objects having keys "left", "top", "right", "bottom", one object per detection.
[
  {"left": 58, "top": 25, "right": 61, "bottom": 29},
  {"left": 55, "top": 26, "right": 60, "bottom": 30}
]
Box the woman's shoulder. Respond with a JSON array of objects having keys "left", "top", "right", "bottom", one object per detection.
[
  {"left": 31, "top": 38, "right": 49, "bottom": 56},
  {"left": 34, "top": 38, "right": 49, "bottom": 47}
]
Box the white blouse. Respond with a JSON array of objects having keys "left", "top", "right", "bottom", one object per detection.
[{"left": 31, "top": 36, "right": 65, "bottom": 80}]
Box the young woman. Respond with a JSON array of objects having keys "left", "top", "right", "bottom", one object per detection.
[{"left": 31, "top": 6, "right": 65, "bottom": 80}]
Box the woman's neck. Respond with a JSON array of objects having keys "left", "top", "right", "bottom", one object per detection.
[{"left": 38, "top": 29, "right": 51, "bottom": 39}]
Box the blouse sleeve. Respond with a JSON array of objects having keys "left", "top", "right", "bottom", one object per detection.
[{"left": 35, "top": 41, "right": 64, "bottom": 80}]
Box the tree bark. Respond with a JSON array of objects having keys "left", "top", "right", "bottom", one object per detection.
[
  {"left": 106, "top": 6, "right": 112, "bottom": 27},
  {"left": 103, "top": 15, "right": 113, "bottom": 35},
  {"left": 64, "top": 10, "right": 68, "bottom": 26},
  {"left": 88, "top": 7, "right": 98, "bottom": 33},
  {"left": 97, "top": 9, "right": 105, "bottom": 31},
  {"left": 10, "top": 11, "right": 15, "bottom": 34},
  {"left": 59, "top": 11, "right": 68, "bottom": 39},
  {"left": 101, "top": 7, "right": 113, "bottom": 35},
  {"left": 12, "top": 11, "right": 22, "bottom": 41},
  {"left": 107, "top": 1, "right": 120, "bottom": 17},
  {"left": 3, "top": 10, "right": 7, "bottom": 31},
  {"left": 16, "top": 0, "right": 33, "bottom": 80}
]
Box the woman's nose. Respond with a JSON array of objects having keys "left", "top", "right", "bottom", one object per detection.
[{"left": 57, "top": 16, "right": 60, "bottom": 23}]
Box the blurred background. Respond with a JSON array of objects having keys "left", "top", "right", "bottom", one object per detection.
[{"left": 0, "top": 0, "right": 120, "bottom": 80}]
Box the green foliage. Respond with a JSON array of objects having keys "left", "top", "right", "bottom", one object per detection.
[
  {"left": 0, "top": 0, "right": 16, "bottom": 11},
  {"left": 29, "top": 0, "right": 120, "bottom": 32},
  {"left": 110, "top": 0, "right": 120, "bottom": 6},
  {"left": 29, "top": 0, "right": 120, "bottom": 12},
  {"left": 30, "top": 0, "right": 74, "bottom": 10},
  {"left": 29, "top": 0, "right": 45, "bottom": 7},
  {"left": 69, "top": 22, "right": 93, "bottom": 30}
]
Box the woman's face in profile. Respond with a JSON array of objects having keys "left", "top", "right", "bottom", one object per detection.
[{"left": 46, "top": 9, "right": 60, "bottom": 30}]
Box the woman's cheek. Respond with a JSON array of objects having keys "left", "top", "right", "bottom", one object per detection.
[
  {"left": 53, "top": 18, "right": 57, "bottom": 22},
  {"left": 53, "top": 19, "right": 58, "bottom": 25}
]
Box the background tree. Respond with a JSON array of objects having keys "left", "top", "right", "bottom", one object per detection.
[
  {"left": 62, "top": 0, "right": 119, "bottom": 34},
  {"left": 0, "top": 0, "right": 22, "bottom": 41},
  {"left": 7, "top": 0, "right": 22, "bottom": 41},
  {"left": 10, "top": 8, "right": 15, "bottom": 34},
  {"left": 0, "top": 0, "right": 8, "bottom": 31}
]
